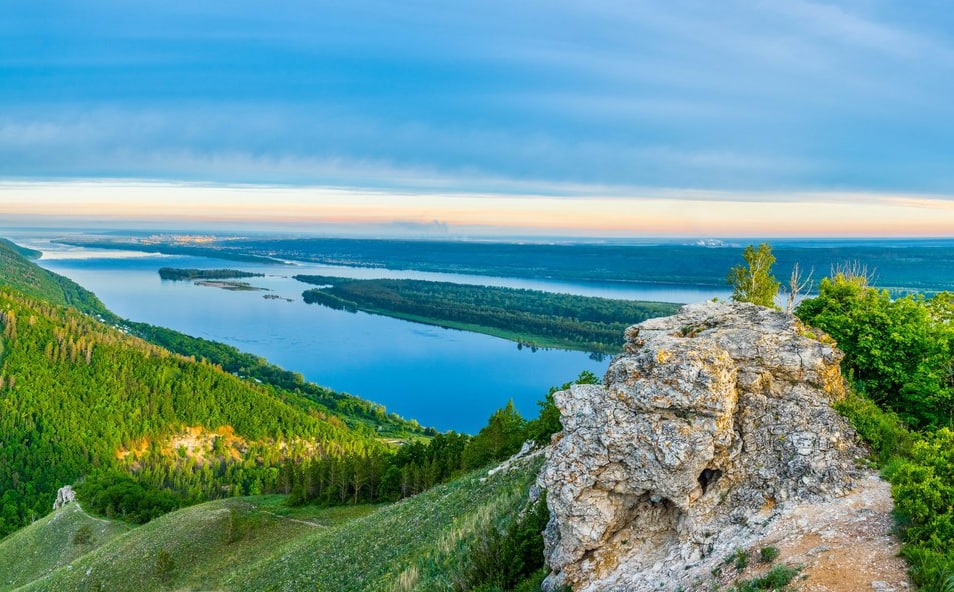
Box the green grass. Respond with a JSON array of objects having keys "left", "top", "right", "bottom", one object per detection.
[
  {"left": 730, "top": 564, "right": 801, "bottom": 591},
  {"left": 0, "top": 504, "right": 131, "bottom": 591},
  {"left": 228, "top": 456, "right": 542, "bottom": 592},
  {"left": 9, "top": 457, "right": 540, "bottom": 592}
]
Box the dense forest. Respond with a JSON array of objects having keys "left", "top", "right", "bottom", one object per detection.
[
  {"left": 296, "top": 275, "right": 679, "bottom": 353},
  {"left": 158, "top": 268, "right": 264, "bottom": 281},
  {"left": 121, "top": 319, "right": 428, "bottom": 436},
  {"left": 0, "top": 240, "right": 425, "bottom": 437},
  {"left": 0, "top": 240, "right": 432, "bottom": 537},
  {"left": 0, "top": 287, "right": 386, "bottom": 536}
]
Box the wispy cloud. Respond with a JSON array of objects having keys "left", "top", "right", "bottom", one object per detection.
[{"left": 1, "top": 1, "right": 953, "bottom": 203}]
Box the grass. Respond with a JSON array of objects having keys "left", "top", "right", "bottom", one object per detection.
[
  {"left": 228, "top": 456, "right": 542, "bottom": 591},
  {"left": 0, "top": 504, "right": 131, "bottom": 591},
  {"left": 730, "top": 564, "right": 801, "bottom": 591},
  {"left": 8, "top": 457, "right": 541, "bottom": 592}
]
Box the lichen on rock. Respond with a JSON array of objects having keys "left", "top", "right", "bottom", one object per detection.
[{"left": 540, "top": 301, "right": 865, "bottom": 591}]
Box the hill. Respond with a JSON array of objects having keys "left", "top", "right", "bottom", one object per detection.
[
  {"left": 0, "top": 285, "right": 383, "bottom": 535},
  {"left": 0, "top": 239, "right": 426, "bottom": 437},
  {"left": 0, "top": 239, "right": 107, "bottom": 316},
  {"left": 0, "top": 239, "right": 414, "bottom": 538},
  {"left": 0, "top": 503, "right": 130, "bottom": 591},
  {"left": 4, "top": 455, "right": 540, "bottom": 592}
]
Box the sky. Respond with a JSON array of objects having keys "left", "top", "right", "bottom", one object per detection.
[{"left": 2, "top": 1, "right": 954, "bottom": 237}]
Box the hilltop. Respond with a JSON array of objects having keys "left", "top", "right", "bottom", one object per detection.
[{"left": 0, "top": 454, "right": 540, "bottom": 592}]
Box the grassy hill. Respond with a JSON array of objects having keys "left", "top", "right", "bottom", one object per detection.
[
  {"left": 5, "top": 456, "right": 539, "bottom": 592},
  {"left": 0, "top": 503, "right": 130, "bottom": 591}
]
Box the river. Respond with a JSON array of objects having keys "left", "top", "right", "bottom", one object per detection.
[{"left": 20, "top": 237, "right": 730, "bottom": 433}]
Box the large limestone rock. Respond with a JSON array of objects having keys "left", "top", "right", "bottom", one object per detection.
[{"left": 540, "top": 302, "right": 864, "bottom": 591}]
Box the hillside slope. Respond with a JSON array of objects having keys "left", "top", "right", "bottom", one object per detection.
[
  {"left": 0, "top": 285, "right": 381, "bottom": 535},
  {"left": 0, "top": 239, "right": 107, "bottom": 316},
  {"left": 0, "top": 503, "right": 130, "bottom": 591},
  {"left": 0, "top": 238, "right": 425, "bottom": 437},
  {"left": 7, "top": 456, "right": 539, "bottom": 592}
]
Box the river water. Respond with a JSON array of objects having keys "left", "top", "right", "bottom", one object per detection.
[{"left": 21, "top": 238, "right": 730, "bottom": 433}]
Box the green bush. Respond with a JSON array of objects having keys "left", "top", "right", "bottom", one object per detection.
[
  {"left": 731, "top": 564, "right": 800, "bottom": 591},
  {"left": 834, "top": 390, "right": 913, "bottom": 465},
  {"left": 731, "top": 548, "right": 750, "bottom": 572},
  {"left": 796, "top": 275, "right": 954, "bottom": 429},
  {"left": 461, "top": 495, "right": 550, "bottom": 591},
  {"left": 759, "top": 546, "right": 780, "bottom": 563}
]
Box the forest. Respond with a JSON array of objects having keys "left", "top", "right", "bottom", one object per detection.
[
  {"left": 158, "top": 268, "right": 264, "bottom": 281},
  {"left": 0, "top": 287, "right": 392, "bottom": 536},
  {"left": 795, "top": 270, "right": 954, "bottom": 590},
  {"left": 0, "top": 240, "right": 427, "bottom": 537},
  {"left": 296, "top": 275, "right": 679, "bottom": 353},
  {"left": 0, "top": 240, "right": 424, "bottom": 438}
]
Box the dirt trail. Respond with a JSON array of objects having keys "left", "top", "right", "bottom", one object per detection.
[
  {"left": 259, "top": 510, "right": 324, "bottom": 528},
  {"left": 753, "top": 474, "right": 910, "bottom": 592}
]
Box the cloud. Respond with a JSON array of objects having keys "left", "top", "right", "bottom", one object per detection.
[{"left": 1, "top": 1, "right": 953, "bottom": 197}]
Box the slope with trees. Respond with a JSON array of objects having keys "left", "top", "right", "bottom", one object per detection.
[{"left": 0, "top": 286, "right": 387, "bottom": 536}]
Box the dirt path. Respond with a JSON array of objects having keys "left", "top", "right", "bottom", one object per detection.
[
  {"left": 259, "top": 510, "right": 324, "bottom": 528},
  {"left": 72, "top": 503, "right": 114, "bottom": 525},
  {"left": 757, "top": 474, "right": 911, "bottom": 592}
]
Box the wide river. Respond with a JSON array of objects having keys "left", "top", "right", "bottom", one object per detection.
[{"left": 21, "top": 238, "right": 730, "bottom": 433}]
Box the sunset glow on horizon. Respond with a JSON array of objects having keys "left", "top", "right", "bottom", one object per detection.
[
  {"left": 3, "top": 3, "right": 954, "bottom": 236},
  {"left": 4, "top": 181, "right": 954, "bottom": 238}
]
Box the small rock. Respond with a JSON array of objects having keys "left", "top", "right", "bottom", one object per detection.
[{"left": 53, "top": 485, "right": 76, "bottom": 510}]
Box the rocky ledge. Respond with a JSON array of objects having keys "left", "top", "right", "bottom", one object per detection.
[{"left": 540, "top": 301, "right": 868, "bottom": 591}]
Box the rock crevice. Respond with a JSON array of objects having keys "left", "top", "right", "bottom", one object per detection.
[{"left": 540, "top": 302, "right": 864, "bottom": 591}]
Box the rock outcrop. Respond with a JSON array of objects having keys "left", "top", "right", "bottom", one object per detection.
[
  {"left": 53, "top": 485, "right": 76, "bottom": 510},
  {"left": 540, "top": 302, "right": 865, "bottom": 591}
]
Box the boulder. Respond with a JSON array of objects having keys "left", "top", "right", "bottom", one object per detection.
[
  {"left": 53, "top": 485, "right": 76, "bottom": 510},
  {"left": 540, "top": 302, "right": 864, "bottom": 591}
]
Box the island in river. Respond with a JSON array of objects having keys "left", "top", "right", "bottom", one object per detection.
[
  {"left": 295, "top": 275, "right": 680, "bottom": 354},
  {"left": 159, "top": 267, "right": 265, "bottom": 281}
]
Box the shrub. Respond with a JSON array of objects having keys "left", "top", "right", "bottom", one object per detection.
[
  {"left": 461, "top": 495, "right": 550, "bottom": 591},
  {"left": 759, "top": 546, "right": 780, "bottom": 563},
  {"left": 731, "top": 548, "right": 750, "bottom": 572},
  {"left": 731, "top": 564, "right": 800, "bottom": 591},
  {"left": 72, "top": 524, "right": 93, "bottom": 545}
]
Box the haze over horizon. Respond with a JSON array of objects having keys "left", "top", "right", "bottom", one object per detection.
[{"left": 3, "top": 1, "right": 953, "bottom": 237}]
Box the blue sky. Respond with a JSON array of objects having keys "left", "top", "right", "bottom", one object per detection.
[{"left": 2, "top": 1, "right": 954, "bottom": 234}]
